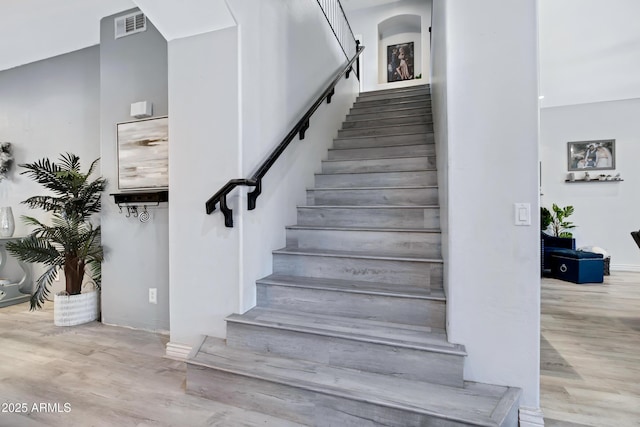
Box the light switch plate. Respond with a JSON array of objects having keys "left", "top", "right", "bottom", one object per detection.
[{"left": 514, "top": 203, "right": 531, "bottom": 226}]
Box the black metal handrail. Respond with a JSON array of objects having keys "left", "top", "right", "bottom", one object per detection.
[{"left": 205, "top": 45, "right": 365, "bottom": 227}]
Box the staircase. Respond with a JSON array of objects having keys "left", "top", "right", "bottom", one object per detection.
[{"left": 187, "top": 85, "right": 521, "bottom": 426}]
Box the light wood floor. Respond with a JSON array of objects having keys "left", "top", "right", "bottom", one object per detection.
[
  {"left": 1, "top": 273, "right": 638, "bottom": 426},
  {"left": 541, "top": 271, "right": 640, "bottom": 426},
  {"left": 0, "top": 302, "right": 303, "bottom": 427}
]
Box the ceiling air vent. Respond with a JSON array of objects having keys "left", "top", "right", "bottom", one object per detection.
[{"left": 114, "top": 12, "right": 147, "bottom": 39}]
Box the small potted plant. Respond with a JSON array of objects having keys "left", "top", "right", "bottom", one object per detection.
[
  {"left": 548, "top": 203, "right": 576, "bottom": 238},
  {"left": 6, "top": 153, "right": 106, "bottom": 326}
]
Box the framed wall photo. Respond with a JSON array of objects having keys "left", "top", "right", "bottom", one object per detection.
[
  {"left": 567, "top": 139, "right": 615, "bottom": 171},
  {"left": 117, "top": 116, "right": 169, "bottom": 190},
  {"left": 387, "top": 42, "right": 414, "bottom": 82}
]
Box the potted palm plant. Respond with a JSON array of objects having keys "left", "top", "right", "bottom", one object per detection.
[{"left": 6, "top": 153, "right": 106, "bottom": 326}]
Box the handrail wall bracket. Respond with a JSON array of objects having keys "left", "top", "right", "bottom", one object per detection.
[{"left": 205, "top": 45, "right": 364, "bottom": 227}]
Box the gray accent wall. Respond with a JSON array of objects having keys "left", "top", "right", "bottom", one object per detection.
[
  {"left": 99, "top": 9, "right": 169, "bottom": 331},
  {"left": 0, "top": 46, "right": 101, "bottom": 294}
]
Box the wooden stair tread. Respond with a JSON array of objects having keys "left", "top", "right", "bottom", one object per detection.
[
  {"left": 316, "top": 168, "right": 436, "bottom": 175},
  {"left": 308, "top": 185, "right": 437, "bottom": 191},
  {"left": 347, "top": 105, "right": 431, "bottom": 116},
  {"left": 226, "top": 307, "right": 462, "bottom": 353},
  {"left": 343, "top": 115, "right": 433, "bottom": 124},
  {"left": 286, "top": 225, "right": 441, "bottom": 233},
  {"left": 257, "top": 274, "right": 445, "bottom": 300},
  {"left": 358, "top": 84, "right": 429, "bottom": 96},
  {"left": 298, "top": 204, "right": 438, "bottom": 209},
  {"left": 332, "top": 133, "right": 433, "bottom": 141},
  {"left": 273, "top": 247, "right": 443, "bottom": 263},
  {"left": 191, "top": 337, "right": 517, "bottom": 426},
  {"left": 322, "top": 155, "right": 434, "bottom": 163}
]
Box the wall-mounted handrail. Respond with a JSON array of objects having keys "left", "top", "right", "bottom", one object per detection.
[{"left": 205, "top": 45, "right": 365, "bottom": 227}]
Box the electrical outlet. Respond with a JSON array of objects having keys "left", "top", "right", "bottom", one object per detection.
[{"left": 149, "top": 288, "right": 157, "bottom": 304}]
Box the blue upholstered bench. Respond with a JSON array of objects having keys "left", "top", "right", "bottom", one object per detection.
[{"left": 550, "top": 248, "right": 604, "bottom": 284}]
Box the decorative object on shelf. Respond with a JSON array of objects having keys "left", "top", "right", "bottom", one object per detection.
[
  {"left": 0, "top": 207, "right": 15, "bottom": 237},
  {"left": 6, "top": 153, "right": 106, "bottom": 318},
  {"left": 567, "top": 172, "right": 575, "bottom": 181},
  {"left": 117, "top": 116, "right": 168, "bottom": 190},
  {"left": 0, "top": 142, "right": 14, "bottom": 180},
  {"left": 584, "top": 171, "right": 590, "bottom": 181},
  {"left": 111, "top": 190, "right": 168, "bottom": 223},
  {"left": 567, "top": 139, "right": 615, "bottom": 171}
]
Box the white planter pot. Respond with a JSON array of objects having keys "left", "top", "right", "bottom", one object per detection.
[{"left": 54, "top": 291, "right": 99, "bottom": 326}]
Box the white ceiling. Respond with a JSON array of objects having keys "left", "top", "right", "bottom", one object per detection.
[
  {"left": 341, "top": 0, "right": 401, "bottom": 11},
  {"left": 0, "top": 0, "right": 135, "bottom": 71},
  {"left": 1, "top": 0, "right": 638, "bottom": 108}
]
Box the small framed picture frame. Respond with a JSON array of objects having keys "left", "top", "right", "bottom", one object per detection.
[
  {"left": 567, "top": 139, "right": 615, "bottom": 171},
  {"left": 117, "top": 116, "right": 169, "bottom": 190}
]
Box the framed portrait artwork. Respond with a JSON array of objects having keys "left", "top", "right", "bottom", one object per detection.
[
  {"left": 117, "top": 116, "right": 169, "bottom": 190},
  {"left": 567, "top": 139, "right": 615, "bottom": 171},
  {"left": 387, "top": 42, "right": 414, "bottom": 82}
]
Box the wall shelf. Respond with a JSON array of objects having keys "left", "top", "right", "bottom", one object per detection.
[
  {"left": 111, "top": 190, "right": 168, "bottom": 204},
  {"left": 564, "top": 179, "right": 623, "bottom": 183},
  {"left": 110, "top": 190, "right": 168, "bottom": 222}
]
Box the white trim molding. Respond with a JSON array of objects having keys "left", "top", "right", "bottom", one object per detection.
[
  {"left": 611, "top": 263, "right": 640, "bottom": 272},
  {"left": 165, "top": 342, "right": 192, "bottom": 361},
  {"left": 519, "top": 406, "right": 544, "bottom": 426}
]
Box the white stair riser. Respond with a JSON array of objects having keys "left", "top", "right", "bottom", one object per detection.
[
  {"left": 286, "top": 228, "right": 441, "bottom": 257},
  {"left": 333, "top": 134, "right": 434, "bottom": 149},
  {"left": 225, "top": 323, "right": 463, "bottom": 387},
  {"left": 186, "top": 367, "right": 466, "bottom": 426},
  {"left": 322, "top": 157, "right": 436, "bottom": 173},
  {"left": 357, "top": 89, "right": 430, "bottom": 102},
  {"left": 257, "top": 283, "right": 445, "bottom": 327},
  {"left": 347, "top": 107, "right": 431, "bottom": 122},
  {"left": 273, "top": 253, "right": 443, "bottom": 288},
  {"left": 354, "top": 94, "right": 430, "bottom": 108},
  {"left": 307, "top": 187, "right": 438, "bottom": 206},
  {"left": 338, "top": 124, "right": 432, "bottom": 138},
  {"left": 297, "top": 207, "right": 440, "bottom": 228},
  {"left": 342, "top": 115, "right": 430, "bottom": 129},
  {"left": 315, "top": 170, "right": 437, "bottom": 188},
  {"left": 350, "top": 100, "right": 431, "bottom": 114}
]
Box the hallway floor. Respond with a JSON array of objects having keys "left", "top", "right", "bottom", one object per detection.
[
  {"left": 1, "top": 272, "right": 638, "bottom": 426},
  {"left": 541, "top": 271, "right": 640, "bottom": 426},
  {"left": 0, "top": 302, "right": 301, "bottom": 427}
]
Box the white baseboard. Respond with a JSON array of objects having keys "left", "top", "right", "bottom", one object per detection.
[
  {"left": 519, "top": 407, "right": 544, "bottom": 426},
  {"left": 610, "top": 263, "right": 640, "bottom": 272},
  {"left": 165, "top": 342, "right": 192, "bottom": 361}
]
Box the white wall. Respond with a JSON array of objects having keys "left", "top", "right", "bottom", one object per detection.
[
  {"left": 0, "top": 47, "right": 101, "bottom": 294},
  {"left": 347, "top": 0, "right": 431, "bottom": 92},
  {"left": 167, "top": 0, "right": 358, "bottom": 347},
  {"left": 442, "top": 0, "right": 540, "bottom": 412},
  {"left": 539, "top": 0, "right": 640, "bottom": 108},
  {"left": 429, "top": 0, "right": 449, "bottom": 311},
  {"left": 378, "top": 32, "right": 422, "bottom": 84},
  {"left": 168, "top": 27, "right": 241, "bottom": 344},
  {"left": 541, "top": 98, "right": 640, "bottom": 270}
]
